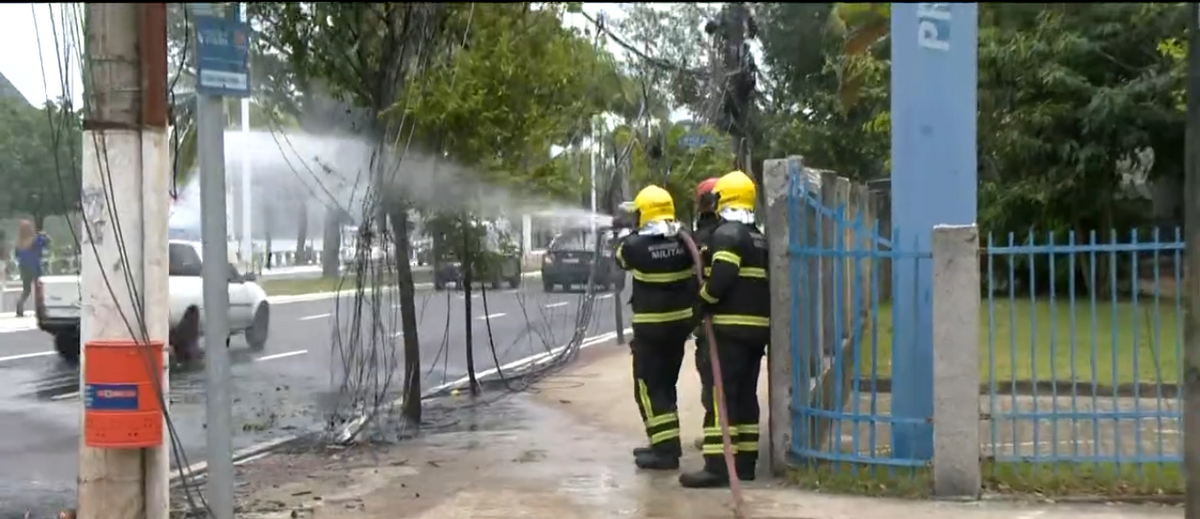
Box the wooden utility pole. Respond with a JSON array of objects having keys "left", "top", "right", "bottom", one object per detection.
[
  {"left": 1184, "top": 4, "right": 1200, "bottom": 518},
  {"left": 79, "top": 4, "right": 170, "bottom": 519}
]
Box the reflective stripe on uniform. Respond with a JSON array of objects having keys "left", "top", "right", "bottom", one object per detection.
[
  {"left": 712, "top": 250, "right": 740, "bottom": 266},
  {"left": 735, "top": 441, "right": 758, "bottom": 452},
  {"left": 647, "top": 412, "right": 678, "bottom": 428},
  {"left": 651, "top": 429, "right": 681, "bottom": 444},
  {"left": 739, "top": 267, "right": 766, "bottom": 278},
  {"left": 632, "top": 269, "right": 694, "bottom": 284},
  {"left": 703, "top": 266, "right": 765, "bottom": 278},
  {"left": 637, "top": 379, "right": 654, "bottom": 420},
  {"left": 632, "top": 307, "right": 694, "bottom": 324},
  {"left": 615, "top": 244, "right": 627, "bottom": 269},
  {"left": 699, "top": 285, "right": 718, "bottom": 304},
  {"left": 711, "top": 314, "right": 770, "bottom": 327}
]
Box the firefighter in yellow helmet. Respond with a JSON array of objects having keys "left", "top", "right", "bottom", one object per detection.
[
  {"left": 680, "top": 170, "right": 771, "bottom": 488},
  {"left": 614, "top": 185, "right": 698, "bottom": 470}
]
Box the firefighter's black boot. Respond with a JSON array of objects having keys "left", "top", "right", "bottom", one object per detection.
[
  {"left": 679, "top": 459, "right": 729, "bottom": 488},
  {"left": 735, "top": 453, "right": 757, "bottom": 481},
  {"left": 634, "top": 450, "right": 680, "bottom": 470},
  {"left": 636, "top": 439, "right": 700, "bottom": 456},
  {"left": 631, "top": 446, "right": 652, "bottom": 457}
]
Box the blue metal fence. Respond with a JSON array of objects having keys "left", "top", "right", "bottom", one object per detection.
[
  {"left": 983, "top": 229, "right": 1183, "bottom": 481},
  {"left": 784, "top": 168, "right": 931, "bottom": 476}
]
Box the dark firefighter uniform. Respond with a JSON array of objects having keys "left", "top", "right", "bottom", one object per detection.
[
  {"left": 690, "top": 177, "right": 721, "bottom": 453},
  {"left": 680, "top": 170, "right": 771, "bottom": 489},
  {"left": 616, "top": 185, "right": 698, "bottom": 470}
]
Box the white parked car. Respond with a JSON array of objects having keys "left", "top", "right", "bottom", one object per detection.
[{"left": 36, "top": 240, "right": 271, "bottom": 362}]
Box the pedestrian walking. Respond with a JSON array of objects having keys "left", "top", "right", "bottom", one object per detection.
[{"left": 14, "top": 220, "right": 49, "bottom": 317}]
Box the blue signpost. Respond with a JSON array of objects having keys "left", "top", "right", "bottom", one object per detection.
[
  {"left": 680, "top": 133, "right": 707, "bottom": 149},
  {"left": 194, "top": 4, "right": 251, "bottom": 98},
  {"left": 889, "top": 2, "right": 978, "bottom": 461}
]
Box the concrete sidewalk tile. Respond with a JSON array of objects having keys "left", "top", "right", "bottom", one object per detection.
[{"left": 226, "top": 341, "right": 1180, "bottom": 519}]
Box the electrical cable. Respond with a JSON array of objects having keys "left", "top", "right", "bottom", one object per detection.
[{"left": 32, "top": 5, "right": 215, "bottom": 515}]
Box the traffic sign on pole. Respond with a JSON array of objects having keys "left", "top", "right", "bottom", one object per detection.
[
  {"left": 194, "top": 8, "right": 250, "bottom": 98},
  {"left": 681, "top": 133, "right": 707, "bottom": 149}
]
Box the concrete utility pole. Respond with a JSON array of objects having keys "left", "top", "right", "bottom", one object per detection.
[
  {"left": 1183, "top": 4, "right": 1200, "bottom": 518},
  {"left": 79, "top": 4, "right": 170, "bottom": 519}
]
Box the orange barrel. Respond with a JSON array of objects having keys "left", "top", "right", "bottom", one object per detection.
[{"left": 83, "top": 339, "right": 165, "bottom": 448}]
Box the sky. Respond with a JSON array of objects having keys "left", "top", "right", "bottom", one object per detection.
[{"left": 0, "top": 3, "right": 84, "bottom": 106}]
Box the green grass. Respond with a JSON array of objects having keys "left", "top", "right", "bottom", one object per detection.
[
  {"left": 785, "top": 463, "right": 933, "bottom": 499},
  {"left": 983, "top": 460, "right": 1183, "bottom": 497},
  {"left": 259, "top": 272, "right": 406, "bottom": 296},
  {"left": 857, "top": 298, "right": 1181, "bottom": 386},
  {"left": 785, "top": 461, "right": 1184, "bottom": 499}
]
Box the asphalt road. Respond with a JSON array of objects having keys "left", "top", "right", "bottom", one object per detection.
[{"left": 0, "top": 276, "right": 630, "bottom": 517}]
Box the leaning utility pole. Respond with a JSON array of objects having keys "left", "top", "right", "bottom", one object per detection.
[
  {"left": 79, "top": 4, "right": 170, "bottom": 519},
  {"left": 724, "top": 2, "right": 748, "bottom": 171},
  {"left": 1184, "top": 4, "right": 1200, "bottom": 519}
]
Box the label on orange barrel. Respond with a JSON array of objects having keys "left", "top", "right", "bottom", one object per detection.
[{"left": 84, "top": 383, "right": 139, "bottom": 410}]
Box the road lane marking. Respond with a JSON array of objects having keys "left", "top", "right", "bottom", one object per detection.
[
  {"left": 267, "top": 271, "right": 543, "bottom": 305},
  {"left": 254, "top": 350, "right": 307, "bottom": 362},
  {"left": 477, "top": 313, "right": 506, "bottom": 320},
  {"left": 543, "top": 302, "right": 569, "bottom": 309},
  {"left": 298, "top": 313, "right": 331, "bottom": 321},
  {"left": 0, "top": 351, "right": 55, "bottom": 363},
  {"left": 51, "top": 391, "right": 79, "bottom": 401}
]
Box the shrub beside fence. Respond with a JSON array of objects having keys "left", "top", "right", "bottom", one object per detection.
[{"left": 765, "top": 155, "right": 1184, "bottom": 499}]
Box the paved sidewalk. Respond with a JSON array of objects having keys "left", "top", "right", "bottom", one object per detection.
[
  {"left": 0, "top": 313, "right": 35, "bottom": 332},
  {"left": 224, "top": 342, "right": 1181, "bottom": 519}
]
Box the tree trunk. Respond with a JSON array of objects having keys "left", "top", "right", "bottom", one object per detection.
[
  {"left": 321, "top": 207, "right": 341, "bottom": 278},
  {"left": 293, "top": 198, "right": 308, "bottom": 265},
  {"left": 390, "top": 205, "right": 422, "bottom": 424}
]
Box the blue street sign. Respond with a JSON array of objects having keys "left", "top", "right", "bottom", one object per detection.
[
  {"left": 195, "top": 12, "right": 251, "bottom": 98},
  {"left": 680, "top": 133, "right": 707, "bottom": 149}
]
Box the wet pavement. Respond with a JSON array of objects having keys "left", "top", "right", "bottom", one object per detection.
[
  {"left": 0, "top": 280, "right": 629, "bottom": 517},
  {"left": 212, "top": 346, "right": 1181, "bottom": 519}
]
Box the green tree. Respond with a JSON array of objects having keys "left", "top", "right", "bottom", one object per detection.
[
  {"left": 0, "top": 97, "right": 82, "bottom": 227},
  {"left": 395, "top": 3, "right": 616, "bottom": 198}
]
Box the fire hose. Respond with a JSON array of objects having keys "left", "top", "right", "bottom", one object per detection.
[{"left": 677, "top": 228, "right": 748, "bottom": 519}]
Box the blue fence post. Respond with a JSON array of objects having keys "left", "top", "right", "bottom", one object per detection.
[
  {"left": 931, "top": 224, "right": 981, "bottom": 496},
  {"left": 765, "top": 157, "right": 797, "bottom": 475},
  {"left": 889, "top": 2, "right": 979, "bottom": 460}
]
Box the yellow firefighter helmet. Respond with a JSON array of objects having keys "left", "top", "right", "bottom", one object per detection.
[
  {"left": 713, "top": 170, "right": 757, "bottom": 211},
  {"left": 633, "top": 185, "right": 676, "bottom": 227}
]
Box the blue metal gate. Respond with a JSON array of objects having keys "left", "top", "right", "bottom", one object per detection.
[{"left": 784, "top": 164, "right": 932, "bottom": 479}]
